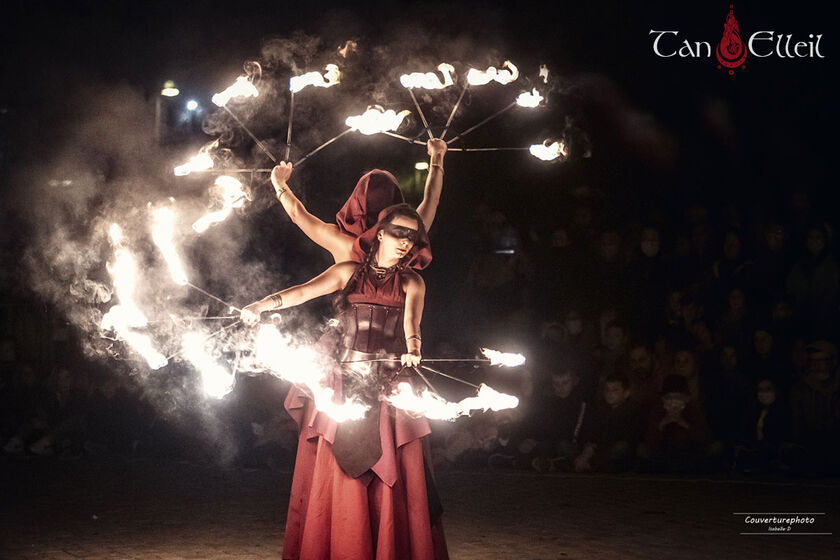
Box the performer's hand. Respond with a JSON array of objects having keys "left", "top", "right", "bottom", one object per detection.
[
  {"left": 427, "top": 138, "right": 447, "bottom": 158},
  {"left": 271, "top": 162, "right": 293, "bottom": 190},
  {"left": 241, "top": 302, "right": 263, "bottom": 326},
  {"left": 401, "top": 350, "right": 421, "bottom": 368}
]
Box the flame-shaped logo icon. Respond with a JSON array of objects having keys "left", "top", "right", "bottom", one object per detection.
[{"left": 716, "top": 4, "right": 748, "bottom": 74}]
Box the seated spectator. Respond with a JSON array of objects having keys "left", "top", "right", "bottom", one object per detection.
[
  {"left": 717, "top": 287, "right": 752, "bottom": 354},
  {"left": 786, "top": 225, "right": 840, "bottom": 336},
  {"left": 789, "top": 339, "right": 840, "bottom": 473},
  {"left": 594, "top": 319, "right": 630, "bottom": 396},
  {"left": 734, "top": 378, "right": 793, "bottom": 474},
  {"left": 574, "top": 372, "right": 644, "bottom": 472},
  {"left": 638, "top": 374, "right": 717, "bottom": 473},
  {"left": 744, "top": 326, "right": 790, "bottom": 391},
  {"left": 627, "top": 341, "right": 666, "bottom": 408},
  {"left": 672, "top": 348, "right": 702, "bottom": 404},
  {"left": 705, "top": 345, "right": 751, "bottom": 445},
  {"left": 518, "top": 367, "right": 588, "bottom": 472}
]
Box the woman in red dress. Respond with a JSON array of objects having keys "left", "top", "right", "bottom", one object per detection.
[{"left": 242, "top": 204, "right": 448, "bottom": 560}]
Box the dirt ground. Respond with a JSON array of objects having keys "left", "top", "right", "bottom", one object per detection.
[{"left": 1, "top": 456, "right": 838, "bottom": 559}]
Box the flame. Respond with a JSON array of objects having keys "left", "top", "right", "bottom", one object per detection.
[
  {"left": 152, "top": 207, "right": 189, "bottom": 286},
  {"left": 338, "top": 40, "right": 358, "bottom": 58},
  {"left": 387, "top": 382, "right": 519, "bottom": 421},
  {"left": 182, "top": 332, "right": 234, "bottom": 399},
  {"left": 539, "top": 64, "right": 549, "bottom": 83},
  {"left": 100, "top": 225, "right": 167, "bottom": 370},
  {"left": 345, "top": 105, "right": 411, "bottom": 136},
  {"left": 515, "top": 88, "right": 544, "bottom": 108},
  {"left": 174, "top": 153, "right": 213, "bottom": 176},
  {"left": 192, "top": 176, "right": 247, "bottom": 233},
  {"left": 387, "top": 382, "right": 462, "bottom": 420},
  {"left": 212, "top": 76, "right": 259, "bottom": 107},
  {"left": 458, "top": 383, "right": 520, "bottom": 412},
  {"left": 466, "top": 60, "right": 519, "bottom": 86},
  {"left": 109, "top": 223, "right": 124, "bottom": 245},
  {"left": 529, "top": 140, "right": 568, "bottom": 161},
  {"left": 174, "top": 139, "right": 219, "bottom": 176},
  {"left": 480, "top": 348, "right": 526, "bottom": 367},
  {"left": 289, "top": 64, "right": 341, "bottom": 93},
  {"left": 253, "top": 324, "right": 369, "bottom": 422},
  {"left": 399, "top": 63, "right": 455, "bottom": 90}
]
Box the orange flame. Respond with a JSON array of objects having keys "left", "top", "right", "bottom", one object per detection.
[
  {"left": 212, "top": 76, "right": 259, "bottom": 107},
  {"left": 466, "top": 60, "right": 519, "bottom": 86},
  {"left": 100, "top": 224, "right": 167, "bottom": 370},
  {"left": 152, "top": 206, "right": 189, "bottom": 286},
  {"left": 529, "top": 140, "right": 568, "bottom": 161},
  {"left": 290, "top": 64, "right": 341, "bottom": 93},
  {"left": 345, "top": 105, "right": 411, "bottom": 135},
  {"left": 173, "top": 139, "right": 219, "bottom": 176},
  {"left": 515, "top": 88, "right": 544, "bottom": 108},
  {"left": 400, "top": 63, "right": 455, "bottom": 90},
  {"left": 192, "top": 176, "right": 247, "bottom": 233},
  {"left": 480, "top": 348, "right": 527, "bottom": 367}
]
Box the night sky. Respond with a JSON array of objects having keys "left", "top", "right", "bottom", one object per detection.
[{"left": 1, "top": 0, "right": 837, "bottom": 342}]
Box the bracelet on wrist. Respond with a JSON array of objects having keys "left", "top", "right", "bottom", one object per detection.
[
  {"left": 275, "top": 187, "right": 288, "bottom": 201},
  {"left": 269, "top": 294, "right": 283, "bottom": 309}
]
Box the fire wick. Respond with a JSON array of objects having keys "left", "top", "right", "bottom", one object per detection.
[
  {"left": 284, "top": 91, "right": 294, "bottom": 161},
  {"left": 440, "top": 84, "right": 468, "bottom": 140},
  {"left": 407, "top": 89, "right": 434, "bottom": 140},
  {"left": 184, "top": 282, "right": 241, "bottom": 312},
  {"left": 222, "top": 106, "right": 279, "bottom": 164},
  {"left": 446, "top": 100, "right": 517, "bottom": 145},
  {"left": 293, "top": 128, "right": 353, "bottom": 166}
]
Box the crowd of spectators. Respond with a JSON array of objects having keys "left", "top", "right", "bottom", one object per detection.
[
  {"left": 429, "top": 187, "right": 840, "bottom": 477},
  {"left": 2, "top": 186, "right": 839, "bottom": 478}
]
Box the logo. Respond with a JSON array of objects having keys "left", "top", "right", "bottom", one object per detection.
[
  {"left": 715, "top": 5, "right": 748, "bottom": 74},
  {"left": 649, "top": 4, "right": 825, "bottom": 76}
]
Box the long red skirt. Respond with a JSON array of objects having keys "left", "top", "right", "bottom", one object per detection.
[{"left": 283, "top": 394, "right": 449, "bottom": 559}]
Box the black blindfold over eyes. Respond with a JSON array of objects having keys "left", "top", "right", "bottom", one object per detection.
[{"left": 383, "top": 223, "right": 418, "bottom": 241}]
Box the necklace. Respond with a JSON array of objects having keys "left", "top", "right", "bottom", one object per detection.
[{"left": 369, "top": 260, "right": 398, "bottom": 281}]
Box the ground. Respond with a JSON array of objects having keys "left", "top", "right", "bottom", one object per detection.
[{"left": 1, "top": 457, "right": 838, "bottom": 559}]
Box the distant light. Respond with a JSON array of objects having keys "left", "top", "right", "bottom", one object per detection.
[
  {"left": 186, "top": 100, "right": 199, "bottom": 111},
  {"left": 161, "top": 80, "right": 179, "bottom": 97},
  {"left": 414, "top": 162, "right": 429, "bottom": 170}
]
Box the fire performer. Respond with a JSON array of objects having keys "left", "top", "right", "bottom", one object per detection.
[
  {"left": 271, "top": 138, "right": 447, "bottom": 263},
  {"left": 241, "top": 204, "right": 448, "bottom": 559}
]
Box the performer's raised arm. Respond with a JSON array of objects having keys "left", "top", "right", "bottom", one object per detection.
[
  {"left": 240, "top": 262, "right": 356, "bottom": 324},
  {"left": 401, "top": 271, "right": 425, "bottom": 367},
  {"left": 415, "top": 138, "right": 447, "bottom": 232},
  {"left": 271, "top": 162, "right": 353, "bottom": 262}
]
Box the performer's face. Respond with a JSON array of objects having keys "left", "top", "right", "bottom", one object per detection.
[{"left": 377, "top": 215, "right": 418, "bottom": 262}]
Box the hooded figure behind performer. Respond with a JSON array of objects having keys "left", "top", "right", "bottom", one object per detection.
[{"left": 336, "top": 170, "right": 405, "bottom": 239}]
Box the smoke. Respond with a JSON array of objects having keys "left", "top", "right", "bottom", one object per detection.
[{"left": 11, "top": 21, "right": 604, "bottom": 462}]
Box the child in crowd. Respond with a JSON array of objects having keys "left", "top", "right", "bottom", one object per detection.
[
  {"left": 519, "top": 367, "right": 588, "bottom": 472},
  {"left": 734, "top": 378, "right": 792, "bottom": 474},
  {"left": 574, "top": 372, "right": 643, "bottom": 472},
  {"left": 639, "top": 374, "right": 717, "bottom": 472}
]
